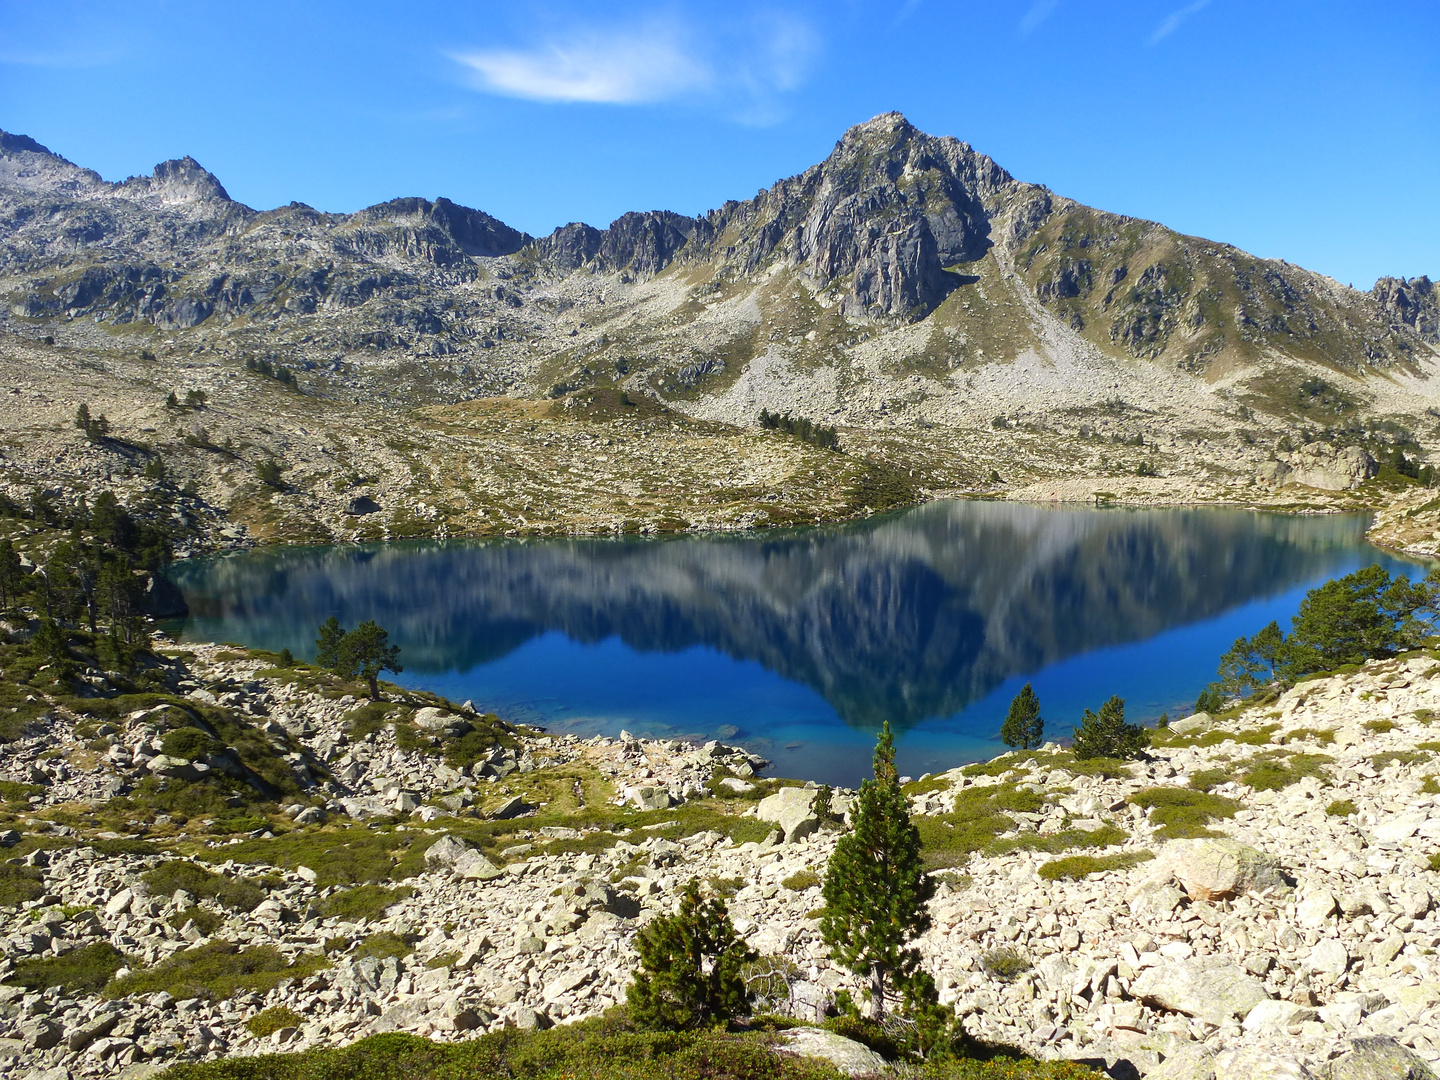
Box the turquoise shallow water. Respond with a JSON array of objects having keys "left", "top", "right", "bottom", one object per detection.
[{"left": 166, "top": 502, "right": 1423, "bottom": 786}]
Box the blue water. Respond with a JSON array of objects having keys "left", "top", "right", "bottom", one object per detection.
[{"left": 166, "top": 502, "right": 1425, "bottom": 786}]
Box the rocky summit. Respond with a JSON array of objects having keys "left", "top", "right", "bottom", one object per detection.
[
  {"left": 0, "top": 639, "right": 1437, "bottom": 1078},
  {"left": 0, "top": 114, "right": 1436, "bottom": 546}
]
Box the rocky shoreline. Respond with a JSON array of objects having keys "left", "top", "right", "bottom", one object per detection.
[{"left": 0, "top": 642, "right": 1437, "bottom": 1079}]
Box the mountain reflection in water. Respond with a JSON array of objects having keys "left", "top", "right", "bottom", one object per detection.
[{"left": 169, "top": 502, "right": 1406, "bottom": 782}]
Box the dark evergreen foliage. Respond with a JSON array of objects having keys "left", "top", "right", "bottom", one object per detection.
[
  {"left": 1070, "top": 695, "right": 1148, "bottom": 760},
  {"left": 314, "top": 618, "right": 403, "bottom": 700},
  {"left": 999, "top": 683, "right": 1044, "bottom": 750},
  {"left": 821, "top": 721, "right": 936, "bottom": 1019},
  {"left": 758, "top": 410, "right": 841, "bottom": 451},
  {"left": 626, "top": 878, "right": 754, "bottom": 1030}
]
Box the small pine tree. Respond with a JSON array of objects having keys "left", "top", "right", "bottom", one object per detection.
[
  {"left": 30, "top": 618, "right": 69, "bottom": 666},
  {"left": 256, "top": 458, "right": 286, "bottom": 489},
  {"left": 1000, "top": 683, "right": 1044, "bottom": 750},
  {"left": 626, "top": 878, "right": 754, "bottom": 1030},
  {"left": 337, "top": 619, "right": 402, "bottom": 701},
  {"left": 315, "top": 617, "right": 346, "bottom": 669},
  {"left": 1071, "top": 695, "right": 1149, "bottom": 760},
  {"left": 1194, "top": 686, "right": 1224, "bottom": 714},
  {"left": 278, "top": 647, "right": 295, "bottom": 668},
  {"left": 821, "top": 722, "right": 936, "bottom": 1019},
  {"left": 0, "top": 538, "right": 23, "bottom": 611},
  {"left": 165, "top": 391, "right": 179, "bottom": 409}
]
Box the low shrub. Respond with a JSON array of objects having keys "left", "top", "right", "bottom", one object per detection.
[
  {"left": 981, "top": 947, "right": 1031, "bottom": 982},
  {"left": 168, "top": 905, "right": 224, "bottom": 936},
  {"left": 246, "top": 1006, "right": 304, "bottom": 1038},
  {"left": 106, "top": 940, "right": 327, "bottom": 1001},
  {"left": 317, "top": 885, "right": 413, "bottom": 922},
  {"left": 1372, "top": 751, "right": 1430, "bottom": 771},
  {"left": 1364, "top": 719, "right": 1396, "bottom": 734},
  {"left": 0, "top": 780, "right": 42, "bottom": 804},
  {"left": 142, "top": 861, "right": 272, "bottom": 912},
  {"left": 1038, "top": 851, "right": 1154, "bottom": 881},
  {"left": 0, "top": 863, "right": 45, "bottom": 906},
  {"left": 352, "top": 932, "right": 413, "bottom": 961},
  {"left": 1241, "top": 752, "right": 1332, "bottom": 791},
  {"left": 1187, "top": 769, "right": 1231, "bottom": 792},
  {"left": 5, "top": 941, "right": 126, "bottom": 993},
  {"left": 781, "top": 870, "right": 821, "bottom": 892},
  {"left": 1325, "top": 799, "right": 1358, "bottom": 818},
  {"left": 1129, "top": 788, "right": 1241, "bottom": 840}
]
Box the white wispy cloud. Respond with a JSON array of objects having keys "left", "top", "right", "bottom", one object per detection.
[
  {"left": 449, "top": 11, "right": 816, "bottom": 123},
  {"left": 451, "top": 21, "right": 711, "bottom": 105},
  {"left": 1149, "top": 0, "right": 1212, "bottom": 44},
  {"left": 1019, "top": 0, "right": 1061, "bottom": 36}
]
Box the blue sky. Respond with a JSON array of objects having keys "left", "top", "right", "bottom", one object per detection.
[{"left": 2, "top": 1, "right": 1435, "bottom": 287}]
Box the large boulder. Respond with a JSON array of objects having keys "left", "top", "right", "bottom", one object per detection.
[
  {"left": 1158, "top": 838, "right": 1284, "bottom": 900},
  {"left": 776, "top": 1027, "right": 888, "bottom": 1077},
  {"left": 1288, "top": 443, "right": 1378, "bottom": 491},
  {"left": 1213, "top": 1048, "right": 1314, "bottom": 1080},
  {"left": 1327, "top": 1037, "right": 1438, "bottom": 1080},
  {"left": 757, "top": 786, "right": 820, "bottom": 844},
  {"left": 1129, "top": 959, "right": 1270, "bottom": 1026}
]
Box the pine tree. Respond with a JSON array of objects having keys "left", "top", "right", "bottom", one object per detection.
[
  {"left": 1071, "top": 695, "right": 1149, "bottom": 760},
  {"left": 315, "top": 617, "right": 346, "bottom": 669},
  {"left": 337, "top": 619, "right": 402, "bottom": 701},
  {"left": 627, "top": 878, "right": 754, "bottom": 1030},
  {"left": 0, "top": 538, "right": 22, "bottom": 611},
  {"left": 821, "top": 721, "right": 936, "bottom": 1019},
  {"left": 1000, "top": 683, "right": 1044, "bottom": 750}
]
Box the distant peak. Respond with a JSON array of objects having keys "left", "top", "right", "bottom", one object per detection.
[
  {"left": 0, "top": 130, "right": 56, "bottom": 157},
  {"left": 120, "top": 155, "right": 231, "bottom": 204}
]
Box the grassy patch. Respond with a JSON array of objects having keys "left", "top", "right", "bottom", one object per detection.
[
  {"left": 1038, "top": 851, "right": 1154, "bottom": 881},
  {"left": 106, "top": 940, "right": 327, "bottom": 1001},
  {"left": 1284, "top": 728, "right": 1335, "bottom": 745},
  {"left": 0, "top": 780, "right": 43, "bottom": 804},
  {"left": 1241, "top": 752, "right": 1333, "bottom": 791},
  {"left": 1373, "top": 750, "right": 1430, "bottom": 770},
  {"left": 1326, "top": 799, "right": 1358, "bottom": 818},
  {"left": 246, "top": 1006, "right": 304, "bottom": 1038},
  {"left": 5, "top": 941, "right": 126, "bottom": 993},
  {"left": 1423, "top": 776, "right": 1440, "bottom": 796},
  {"left": 200, "top": 826, "right": 430, "bottom": 889},
  {"left": 1187, "top": 768, "right": 1232, "bottom": 793},
  {"left": 989, "top": 824, "right": 1129, "bottom": 858},
  {"left": 142, "top": 861, "right": 274, "bottom": 912},
  {"left": 317, "top": 885, "right": 414, "bottom": 922},
  {"left": 353, "top": 932, "right": 413, "bottom": 961},
  {"left": 1129, "top": 788, "right": 1241, "bottom": 840},
  {"left": 781, "top": 870, "right": 821, "bottom": 892},
  {"left": 0, "top": 863, "right": 45, "bottom": 906},
  {"left": 1364, "top": 719, "right": 1396, "bottom": 734}
]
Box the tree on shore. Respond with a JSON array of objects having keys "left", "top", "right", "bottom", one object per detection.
[
  {"left": 314, "top": 618, "right": 402, "bottom": 700},
  {"left": 1071, "top": 695, "right": 1148, "bottom": 760},
  {"left": 1000, "top": 683, "right": 1044, "bottom": 750},
  {"left": 821, "top": 721, "right": 935, "bottom": 1020}
]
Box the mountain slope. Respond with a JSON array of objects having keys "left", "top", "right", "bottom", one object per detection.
[{"left": 0, "top": 114, "right": 1436, "bottom": 544}]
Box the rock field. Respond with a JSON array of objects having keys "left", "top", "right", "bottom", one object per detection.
[{"left": 0, "top": 642, "right": 1438, "bottom": 1079}]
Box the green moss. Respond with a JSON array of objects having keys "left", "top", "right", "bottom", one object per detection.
[
  {"left": 1129, "top": 788, "right": 1241, "bottom": 840},
  {"left": 106, "top": 940, "right": 327, "bottom": 1001},
  {"left": 1038, "top": 851, "right": 1154, "bottom": 881},
  {"left": 5, "top": 941, "right": 126, "bottom": 993},
  {"left": 318, "top": 885, "right": 414, "bottom": 922},
  {"left": 246, "top": 1006, "right": 305, "bottom": 1038}
]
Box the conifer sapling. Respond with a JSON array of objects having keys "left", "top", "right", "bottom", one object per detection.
[{"left": 1000, "top": 682, "right": 1044, "bottom": 750}]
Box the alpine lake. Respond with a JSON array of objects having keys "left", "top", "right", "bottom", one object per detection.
[{"left": 165, "top": 502, "right": 1426, "bottom": 787}]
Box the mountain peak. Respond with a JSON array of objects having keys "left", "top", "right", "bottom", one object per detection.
[{"left": 118, "top": 155, "right": 232, "bottom": 205}]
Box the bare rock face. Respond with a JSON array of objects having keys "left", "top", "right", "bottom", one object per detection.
[
  {"left": 1328, "top": 1037, "right": 1439, "bottom": 1080},
  {"left": 1158, "top": 838, "right": 1284, "bottom": 900},
  {"left": 1373, "top": 275, "right": 1439, "bottom": 344},
  {"left": 776, "top": 1027, "right": 889, "bottom": 1077},
  {"left": 1258, "top": 444, "right": 1378, "bottom": 491}
]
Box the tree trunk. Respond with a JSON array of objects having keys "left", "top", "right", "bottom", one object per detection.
[
  {"left": 367, "top": 674, "right": 380, "bottom": 700},
  {"left": 870, "top": 965, "right": 886, "bottom": 1020}
]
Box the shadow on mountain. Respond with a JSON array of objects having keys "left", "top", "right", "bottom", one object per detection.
[{"left": 168, "top": 502, "right": 1375, "bottom": 729}]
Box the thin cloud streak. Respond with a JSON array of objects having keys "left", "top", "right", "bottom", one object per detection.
[
  {"left": 1019, "top": 0, "right": 1061, "bottom": 36},
  {"left": 451, "top": 23, "right": 711, "bottom": 105},
  {"left": 1149, "top": 0, "right": 1212, "bottom": 44}
]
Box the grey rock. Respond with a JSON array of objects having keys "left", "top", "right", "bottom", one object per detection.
[
  {"left": 776, "top": 1027, "right": 888, "bottom": 1077},
  {"left": 757, "top": 786, "right": 820, "bottom": 844},
  {"left": 1157, "top": 838, "right": 1284, "bottom": 900},
  {"left": 1327, "top": 1037, "right": 1438, "bottom": 1080},
  {"left": 490, "top": 795, "right": 531, "bottom": 820},
  {"left": 1129, "top": 959, "right": 1270, "bottom": 1026}
]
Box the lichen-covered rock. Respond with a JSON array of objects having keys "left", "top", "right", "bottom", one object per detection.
[
  {"left": 1158, "top": 838, "right": 1284, "bottom": 900},
  {"left": 1129, "top": 959, "right": 1270, "bottom": 1025}
]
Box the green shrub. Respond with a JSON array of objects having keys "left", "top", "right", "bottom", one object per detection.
[
  {"left": 823, "top": 1014, "right": 901, "bottom": 1059},
  {"left": 1365, "top": 719, "right": 1396, "bottom": 734},
  {"left": 1373, "top": 751, "right": 1429, "bottom": 770},
  {"left": 142, "top": 861, "right": 271, "bottom": 912},
  {"left": 1187, "top": 769, "right": 1231, "bottom": 792},
  {"left": 0, "top": 863, "right": 45, "bottom": 906},
  {"left": 1038, "top": 851, "right": 1154, "bottom": 881},
  {"left": 981, "top": 947, "right": 1031, "bottom": 982},
  {"left": 1071, "top": 696, "right": 1148, "bottom": 760},
  {"left": 1241, "top": 752, "right": 1332, "bottom": 790},
  {"left": 246, "top": 1006, "right": 304, "bottom": 1038},
  {"left": 781, "top": 870, "right": 821, "bottom": 892},
  {"left": 107, "top": 940, "right": 327, "bottom": 1001},
  {"left": 317, "top": 885, "right": 413, "bottom": 922},
  {"left": 0, "top": 780, "right": 42, "bottom": 803},
  {"left": 1129, "top": 788, "right": 1241, "bottom": 840},
  {"left": 353, "top": 932, "right": 413, "bottom": 961},
  {"left": 5, "top": 941, "right": 126, "bottom": 993},
  {"left": 1326, "top": 799, "right": 1358, "bottom": 818}
]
